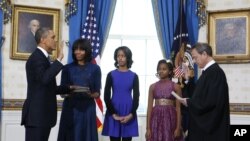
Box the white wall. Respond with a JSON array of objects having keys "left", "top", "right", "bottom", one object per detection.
[{"left": 200, "top": 0, "right": 250, "bottom": 104}]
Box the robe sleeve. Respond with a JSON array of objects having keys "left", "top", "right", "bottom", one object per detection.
[{"left": 187, "top": 66, "right": 229, "bottom": 134}]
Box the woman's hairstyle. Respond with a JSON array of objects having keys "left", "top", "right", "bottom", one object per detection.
[
  {"left": 114, "top": 46, "right": 133, "bottom": 68},
  {"left": 72, "top": 38, "right": 92, "bottom": 63},
  {"left": 156, "top": 59, "right": 174, "bottom": 78}
]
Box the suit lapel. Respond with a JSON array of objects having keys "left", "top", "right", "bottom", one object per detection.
[{"left": 35, "top": 48, "right": 51, "bottom": 65}]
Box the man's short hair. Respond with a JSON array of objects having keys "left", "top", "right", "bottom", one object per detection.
[{"left": 34, "top": 27, "right": 51, "bottom": 44}]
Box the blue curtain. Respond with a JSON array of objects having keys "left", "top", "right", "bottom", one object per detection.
[
  {"left": 0, "top": 4, "right": 3, "bottom": 121},
  {"left": 94, "top": 0, "right": 116, "bottom": 55},
  {"left": 185, "top": 0, "right": 199, "bottom": 46},
  {"left": 151, "top": 0, "right": 180, "bottom": 59},
  {"left": 67, "top": 0, "right": 116, "bottom": 63},
  {"left": 152, "top": 0, "right": 199, "bottom": 59},
  {"left": 152, "top": 0, "right": 199, "bottom": 79},
  {"left": 185, "top": 0, "right": 199, "bottom": 79},
  {"left": 67, "top": 0, "right": 88, "bottom": 63}
]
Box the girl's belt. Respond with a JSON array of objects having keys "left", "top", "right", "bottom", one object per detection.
[{"left": 155, "top": 98, "right": 175, "bottom": 106}]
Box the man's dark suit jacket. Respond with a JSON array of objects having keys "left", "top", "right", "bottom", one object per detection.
[{"left": 21, "top": 48, "right": 70, "bottom": 128}]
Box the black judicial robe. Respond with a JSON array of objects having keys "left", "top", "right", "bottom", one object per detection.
[{"left": 187, "top": 63, "right": 230, "bottom": 141}]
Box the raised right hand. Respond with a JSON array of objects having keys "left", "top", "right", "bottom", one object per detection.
[{"left": 57, "top": 41, "right": 64, "bottom": 61}]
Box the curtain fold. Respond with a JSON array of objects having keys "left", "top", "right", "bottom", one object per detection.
[
  {"left": 152, "top": 0, "right": 199, "bottom": 59},
  {"left": 186, "top": 0, "right": 199, "bottom": 46},
  {"left": 0, "top": 0, "right": 11, "bottom": 123},
  {"left": 67, "top": 0, "right": 88, "bottom": 63},
  {"left": 94, "top": 0, "right": 116, "bottom": 57},
  {"left": 185, "top": 0, "right": 199, "bottom": 79},
  {"left": 67, "top": 0, "right": 116, "bottom": 63},
  {"left": 0, "top": 5, "right": 3, "bottom": 120},
  {"left": 151, "top": 0, "right": 180, "bottom": 59}
]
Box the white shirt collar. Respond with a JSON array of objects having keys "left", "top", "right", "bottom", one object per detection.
[
  {"left": 37, "top": 46, "right": 49, "bottom": 58},
  {"left": 202, "top": 60, "right": 215, "bottom": 71}
]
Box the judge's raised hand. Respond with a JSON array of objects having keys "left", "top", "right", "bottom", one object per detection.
[{"left": 57, "top": 41, "right": 65, "bottom": 61}]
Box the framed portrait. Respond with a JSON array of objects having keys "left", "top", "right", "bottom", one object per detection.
[
  {"left": 208, "top": 9, "right": 250, "bottom": 63},
  {"left": 11, "top": 5, "right": 60, "bottom": 60}
]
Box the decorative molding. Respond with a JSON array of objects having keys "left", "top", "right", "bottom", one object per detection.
[
  {"left": 1, "top": 99, "right": 250, "bottom": 115},
  {"left": 230, "top": 103, "right": 250, "bottom": 115},
  {"left": 1, "top": 99, "right": 63, "bottom": 110}
]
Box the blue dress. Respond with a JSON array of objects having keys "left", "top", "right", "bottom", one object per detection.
[
  {"left": 102, "top": 69, "right": 139, "bottom": 137},
  {"left": 57, "top": 62, "right": 101, "bottom": 141}
]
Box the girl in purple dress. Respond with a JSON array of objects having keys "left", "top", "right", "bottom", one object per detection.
[
  {"left": 145, "top": 59, "right": 183, "bottom": 141},
  {"left": 102, "top": 46, "right": 140, "bottom": 141}
]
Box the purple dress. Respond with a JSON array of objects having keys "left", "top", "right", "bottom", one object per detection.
[
  {"left": 102, "top": 69, "right": 139, "bottom": 137},
  {"left": 148, "top": 80, "right": 183, "bottom": 141}
]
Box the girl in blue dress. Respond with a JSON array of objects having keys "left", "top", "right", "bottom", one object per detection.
[
  {"left": 102, "top": 46, "right": 140, "bottom": 141},
  {"left": 57, "top": 38, "right": 101, "bottom": 141}
]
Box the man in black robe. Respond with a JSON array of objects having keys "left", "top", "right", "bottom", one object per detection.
[{"left": 179, "top": 43, "right": 230, "bottom": 141}]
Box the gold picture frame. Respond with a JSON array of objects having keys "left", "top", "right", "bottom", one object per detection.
[
  {"left": 11, "top": 5, "right": 60, "bottom": 60},
  {"left": 208, "top": 9, "right": 250, "bottom": 63}
]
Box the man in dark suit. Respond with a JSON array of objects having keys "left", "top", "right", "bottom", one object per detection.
[
  {"left": 21, "top": 27, "right": 73, "bottom": 141},
  {"left": 179, "top": 43, "right": 230, "bottom": 141}
]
